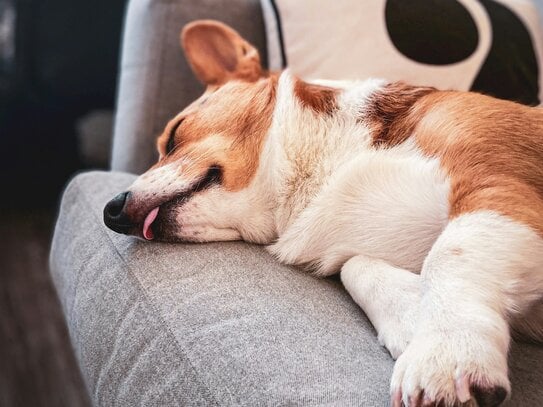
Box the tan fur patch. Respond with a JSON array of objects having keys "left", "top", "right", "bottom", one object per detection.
[
  {"left": 155, "top": 75, "right": 278, "bottom": 191},
  {"left": 369, "top": 85, "right": 543, "bottom": 236},
  {"left": 294, "top": 78, "right": 338, "bottom": 115}
]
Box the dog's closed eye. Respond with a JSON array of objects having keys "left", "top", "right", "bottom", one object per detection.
[
  {"left": 194, "top": 166, "right": 222, "bottom": 192},
  {"left": 166, "top": 119, "right": 184, "bottom": 154}
]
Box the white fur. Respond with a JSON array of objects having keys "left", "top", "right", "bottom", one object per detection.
[
  {"left": 260, "top": 73, "right": 450, "bottom": 276},
  {"left": 170, "top": 184, "right": 276, "bottom": 243},
  {"left": 341, "top": 255, "right": 421, "bottom": 359},
  {"left": 129, "top": 162, "right": 192, "bottom": 199},
  {"left": 391, "top": 212, "right": 543, "bottom": 405},
  {"left": 341, "top": 212, "right": 543, "bottom": 405},
  {"left": 268, "top": 139, "right": 450, "bottom": 275}
]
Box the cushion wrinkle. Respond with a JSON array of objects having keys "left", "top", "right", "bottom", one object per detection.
[
  {"left": 67, "top": 237, "right": 91, "bottom": 340},
  {"left": 113, "top": 326, "right": 164, "bottom": 402},
  {"left": 94, "top": 297, "right": 143, "bottom": 402}
]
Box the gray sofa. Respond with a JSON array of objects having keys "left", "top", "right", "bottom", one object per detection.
[{"left": 50, "top": 0, "right": 543, "bottom": 405}]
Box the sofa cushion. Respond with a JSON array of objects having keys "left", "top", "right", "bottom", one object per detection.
[{"left": 50, "top": 171, "right": 543, "bottom": 405}]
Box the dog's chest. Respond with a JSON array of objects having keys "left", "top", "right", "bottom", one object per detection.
[{"left": 271, "top": 144, "right": 451, "bottom": 275}]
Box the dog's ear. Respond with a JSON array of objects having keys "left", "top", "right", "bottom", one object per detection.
[{"left": 181, "top": 20, "right": 262, "bottom": 85}]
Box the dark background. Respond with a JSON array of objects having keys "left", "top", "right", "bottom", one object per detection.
[
  {"left": 1, "top": 0, "right": 126, "bottom": 405},
  {"left": 1, "top": 0, "right": 126, "bottom": 209}
]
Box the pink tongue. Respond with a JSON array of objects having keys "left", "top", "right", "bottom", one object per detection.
[{"left": 143, "top": 207, "right": 160, "bottom": 240}]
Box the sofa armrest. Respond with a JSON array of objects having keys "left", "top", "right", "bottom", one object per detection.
[{"left": 111, "top": 0, "right": 267, "bottom": 174}]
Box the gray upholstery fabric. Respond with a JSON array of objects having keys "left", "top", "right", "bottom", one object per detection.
[
  {"left": 50, "top": 171, "right": 543, "bottom": 406},
  {"left": 111, "top": 0, "right": 267, "bottom": 174}
]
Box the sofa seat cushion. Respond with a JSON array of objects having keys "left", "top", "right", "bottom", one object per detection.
[{"left": 50, "top": 171, "right": 543, "bottom": 405}]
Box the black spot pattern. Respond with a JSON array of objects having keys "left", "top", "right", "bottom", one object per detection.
[
  {"left": 385, "top": 0, "right": 479, "bottom": 65},
  {"left": 470, "top": 0, "right": 540, "bottom": 105},
  {"left": 384, "top": 0, "right": 540, "bottom": 105}
]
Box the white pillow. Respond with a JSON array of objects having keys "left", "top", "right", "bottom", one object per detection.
[{"left": 261, "top": 0, "right": 543, "bottom": 105}]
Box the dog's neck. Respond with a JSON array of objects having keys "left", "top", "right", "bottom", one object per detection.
[{"left": 258, "top": 72, "right": 386, "bottom": 237}]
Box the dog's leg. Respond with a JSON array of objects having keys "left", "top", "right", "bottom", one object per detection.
[
  {"left": 390, "top": 212, "right": 543, "bottom": 407},
  {"left": 341, "top": 255, "right": 421, "bottom": 359}
]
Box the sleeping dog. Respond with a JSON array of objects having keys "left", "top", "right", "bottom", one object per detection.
[{"left": 103, "top": 20, "right": 543, "bottom": 407}]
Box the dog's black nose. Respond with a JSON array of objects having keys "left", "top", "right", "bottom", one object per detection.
[{"left": 103, "top": 191, "right": 134, "bottom": 234}]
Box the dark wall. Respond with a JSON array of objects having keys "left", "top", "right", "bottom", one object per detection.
[{"left": 0, "top": 0, "right": 126, "bottom": 208}]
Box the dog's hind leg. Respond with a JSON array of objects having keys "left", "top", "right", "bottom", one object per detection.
[{"left": 341, "top": 255, "right": 422, "bottom": 359}]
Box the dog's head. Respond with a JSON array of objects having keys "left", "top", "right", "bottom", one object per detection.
[{"left": 103, "top": 20, "right": 279, "bottom": 243}]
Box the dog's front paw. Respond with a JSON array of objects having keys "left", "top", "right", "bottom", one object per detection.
[{"left": 390, "top": 330, "right": 510, "bottom": 407}]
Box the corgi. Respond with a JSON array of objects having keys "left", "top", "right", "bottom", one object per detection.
[{"left": 103, "top": 20, "right": 543, "bottom": 407}]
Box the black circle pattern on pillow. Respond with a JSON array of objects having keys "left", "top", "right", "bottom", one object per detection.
[
  {"left": 385, "top": 0, "right": 479, "bottom": 65},
  {"left": 385, "top": 0, "right": 540, "bottom": 105},
  {"left": 470, "top": 0, "right": 539, "bottom": 105},
  {"left": 269, "top": 0, "right": 540, "bottom": 106}
]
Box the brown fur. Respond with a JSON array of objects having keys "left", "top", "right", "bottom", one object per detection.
[
  {"left": 294, "top": 79, "right": 338, "bottom": 115},
  {"left": 151, "top": 21, "right": 278, "bottom": 192},
  {"left": 369, "top": 84, "right": 543, "bottom": 236},
  {"left": 156, "top": 75, "right": 278, "bottom": 192},
  {"left": 366, "top": 82, "right": 436, "bottom": 147}
]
